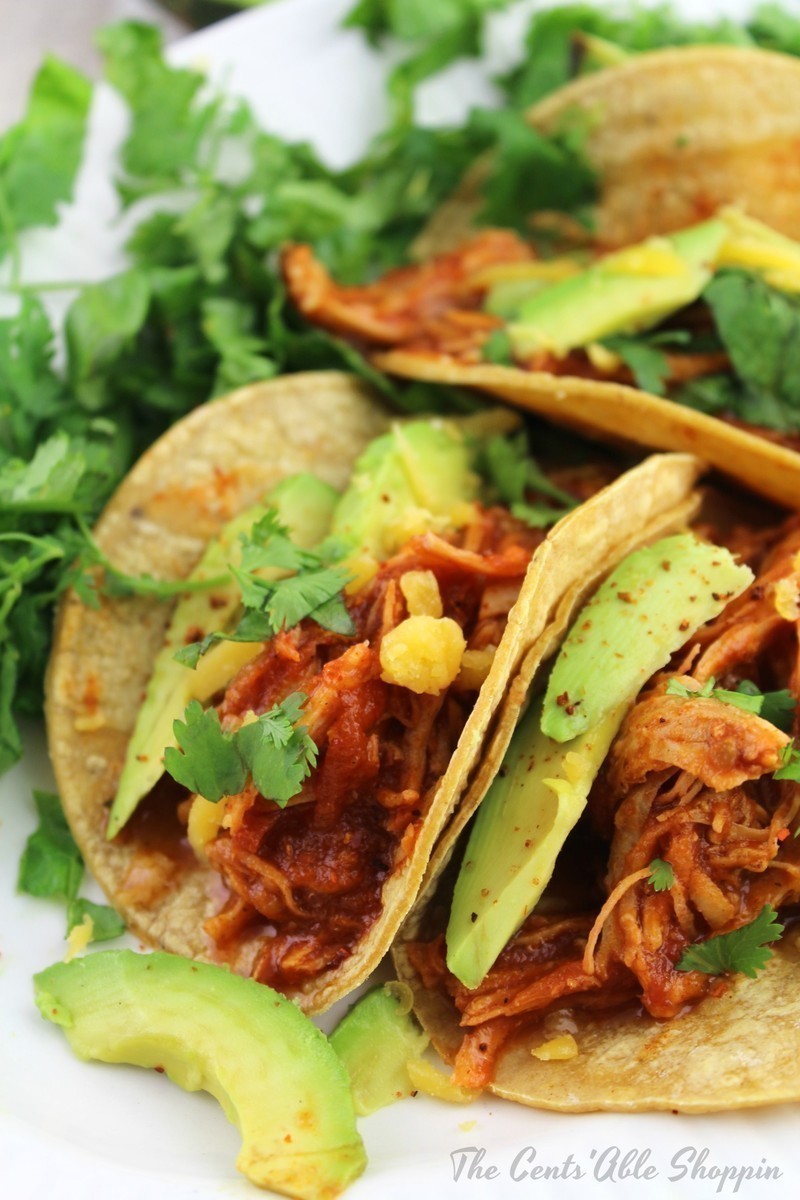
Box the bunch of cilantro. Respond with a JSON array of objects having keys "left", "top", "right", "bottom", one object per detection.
[{"left": 4, "top": 0, "right": 800, "bottom": 794}]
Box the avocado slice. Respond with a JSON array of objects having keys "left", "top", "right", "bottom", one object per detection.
[
  {"left": 34, "top": 950, "right": 365, "bottom": 1200},
  {"left": 108, "top": 473, "right": 339, "bottom": 838},
  {"left": 507, "top": 218, "right": 728, "bottom": 358},
  {"left": 717, "top": 206, "right": 800, "bottom": 292},
  {"left": 330, "top": 982, "right": 429, "bottom": 1116},
  {"left": 541, "top": 532, "right": 754, "bottom": 743},
  {"left": 446, "top": 696, "right": 625, "bottom": 989},
  {"left": 329, "top": 419, "right": 479, "bottom": 562}
]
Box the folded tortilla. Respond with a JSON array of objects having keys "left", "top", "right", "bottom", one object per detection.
[
  {"left": 394, "top": 478, "right": 800, "bottom": 1111},
  {"left": 282, "top": 46, "right": 800, "bottom": 509},
  {"left": 44, "top": 371, "right": 701, "bottom": 1013},
  {"left": 414, "top": 44, "right": 800, "bottom": 257}
]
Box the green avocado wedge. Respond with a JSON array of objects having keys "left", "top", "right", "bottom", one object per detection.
[
  {"left": 330, "top": 418, "right": 479, "bottom": 560},
  {"left": 541, "top": 533, "right": 754, "bottom": 742},
  {"left": 330, "top": 983, "right": 429, "bottom": 1116},
  {"left": 34, "top": 951, "right": 365, "bottom": 1200},
  {"left": 107, "top": 473, "right": 339, "bottom": 838},
  {"left": 507, "top": 218, "right": 727, "bottom": 358},
  {"left": 446, "top": 697, "right": 625, "bottom": 990}
]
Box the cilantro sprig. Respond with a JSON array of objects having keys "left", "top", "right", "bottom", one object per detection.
[
  {"left": 676, "top": 905, "right": 784, "bottom": 979},
  {"left": 666, "top": 676, "right": 796, "bottom": 733},
  {"left": 648, "top": 858, "right": 675, "bottom": 892},
  {"left": 480, "top": 432, "right": 578, "bottom": 529},
  {"left": 774, "top": 741, "right": 800, "bottom": 782},
  {"left": 175, "top": 511, "right": 354, "bottom": 669},
  {"left": 164, "top": 693, "right": 318, "bottom": 806},
  {"left": 18, "top": 790, "right": 125, "bottom": 941}
]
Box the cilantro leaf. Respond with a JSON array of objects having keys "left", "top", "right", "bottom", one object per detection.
[
  {"left": 178, "top": 510, "right": 354, "bottom": 669},
  {"left": 236, "top": 693, "right": 318, "bottom": 805},
  {"left": 18, "top": 790, "right": 83, "bottom": 902},
  {"left": 648, "top": 858, "right": 675, "bottom": 892},
  {"left": 481, "top": 432, "right": 577, "bottom": 528},
  {"left": 345, "top": 1, "right": 519, "bottom": 126},
  {"left": 237, "top": 511, "right": 317, "bottom": 574},
  {"left": 470, "top": 107, "right": 596, "bottom": 234},
  {"left": 65, "top": 270, "right": 152, "bottom": 412},
  {"left": 0, "top": 57, "right": 91, "bottom": 264},
  {"left": 774, "top": 741, "right": 800, "bottom": 782},
  {"left": 704, "top": 271, "right": 800, "bottom": 433},
  {"left": 265, "top": 566, "right": 353, "bottom": 633},
  {"left": 602, "top": 331, "right": 691, "bottom": 396},
  {"left": 666, "top": 676, "right": 797, "bottom": 733},
  {"left": 173, "top": 609, "right": 276, "bottom": 670},
  {"left": 96, "top": 23, "right": 214, "bottom": 200},
  {"left": 164, "top": 701, "right": 248, "bottom": 802},
  {"left": 666, "top": 677, "right": 716, "bottom": 700},
  {"left": 164, "top": 695, "right": 317, "bottom": 808},
  {"left": 758, "top": 688, "right": 797, "bottom": 732},
  {"left": 202, "top": 297, "right": 277, "bottom": 395},
  {"left": 66, "top": 897, "right": 126, "bottom": 942},
  {"left": 676, "top": 905, "right": 784, "bottom": 979}
]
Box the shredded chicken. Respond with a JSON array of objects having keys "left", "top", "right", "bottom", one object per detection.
[{"left": 282, "top": 230, "right": 532, "bottom": 346}]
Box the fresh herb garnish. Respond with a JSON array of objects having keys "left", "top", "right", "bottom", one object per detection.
[
  {"left": 0, "top": 58, "right": 91, "bottom": 271},
  {"left": 602, "top": 330, "right": 692, "bottom": 396},
  {"left": 703, "top": 271, "right": 800, "bottom": 432},
  {"left": 66, "top": 897, "right": 126, "bottom": 942},
  {"left": 175, "top": 511, "right": 353, "bottom": 669},
  {"left": 676, "top": 904, "right": 784, "bottom": 978},
  {"left": 163, "top": 702, "right": 248, "bottom": 802},
  {"left": 18, "top": 790, "right": 126, "bottom": 939},
  {"left": 648, "top": 858, "right": 675, "bottom": 892},
  {"left": 774, "top": 741, "right": 800, "bottom": 782},
  {"left": 480, "top": 432, "right": 577, "bottom": 529},
  {"left": 666, "top": 676, "right": 796, "bottom": 732},
  {"left": 164, "top": 693, "right": 317, "bottom": 806},
  {"left": 18, "top": 791, "right": 83, "bottom": 902}
]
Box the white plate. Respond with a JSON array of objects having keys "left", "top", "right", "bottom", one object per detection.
[{"left": 2, "top": 1, "right": 798, "bottom": 1197}]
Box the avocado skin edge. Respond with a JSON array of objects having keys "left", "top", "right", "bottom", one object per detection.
[{"left": 34, "top": 950, "right": 366, "bottom": 1200}]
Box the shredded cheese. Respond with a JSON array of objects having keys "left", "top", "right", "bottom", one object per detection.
[
  {"left": 400, "top": 570, "right": 443, "bottom": 618},
  {"left": 380, "top": 615, "right": 466, "bottom": 695},
  {"left": 64, "top": 914, "right": 94, "bottom": 963},
  {"left": 188, "top": 793, "right": 228, "bottom": 860},
  {"left": 774, "top": 577, "right": 800, "bottom": 621},
  {"left": 406, "top": 1058, "right": 479, "bottom": 1104},
  {"left": 531, "top": 1033, "right": 579, "bottom": 1061}
]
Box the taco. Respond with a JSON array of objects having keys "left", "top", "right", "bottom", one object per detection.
[
  {"left": 393, "top": 483, "right": 800, "bottom": 1111},
  {"left": 45, "top": 371, "right": 701, "bottom": 1013},
  {"left": 281, "top": 46, "right": 800, "bottom": 509}
]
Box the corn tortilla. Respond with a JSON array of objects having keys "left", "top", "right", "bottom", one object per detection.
[
  {"left": 393, "top": 466, "right": 800, "bottom": 1112},
  {"left": 414, "top": 45, "right": 800, "bottom": 259},
  {"left": 45, "top": 372, "right": 703, "bottom": 1013},
  {"left": 383, "top": 47, "right": 800, "bottom": 509}
]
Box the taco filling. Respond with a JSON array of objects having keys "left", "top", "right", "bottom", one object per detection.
[
  {"left": 403, "top": 508, "right": 800, "bottom": 1090},
  {"left": 108, "top": 410, "right": 621, "bottom": 998},
  {"left": 283, "top": 208, "right": 800, "bottom": 450},
  {"left": 197, "top": 502, "right": 543, "bottom": 991}
]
